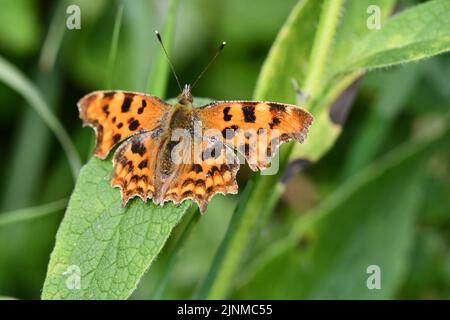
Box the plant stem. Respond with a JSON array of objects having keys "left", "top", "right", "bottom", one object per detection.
[
  {"left": 197, "top": 0, "right": 344, "bottom": 299},
  {"left": 196, "top": 146, "right": 293, "bottom": 299},
  {"left": 302, "top": 0, "right": 344, "bottom": 97}
]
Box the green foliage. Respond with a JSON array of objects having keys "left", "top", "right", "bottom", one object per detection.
[
  {"left": 196, "top": 0, "right": 450, "bottom": 299},
  {"left": 42, "top": 158, "right": 190, "bottom": 299},
  {"left": 236, "top": 124, "right": 449, "bottom": 299},
  {"left": 340, "top": 0, "right": 450, "bottom": 72},
  {"left": 0, "top": 0, "right": 41, "bottom": 55}
]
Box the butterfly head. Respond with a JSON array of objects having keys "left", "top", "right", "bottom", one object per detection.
[{"left": 177, "top": 84, "right": 193, "bottom": 105}]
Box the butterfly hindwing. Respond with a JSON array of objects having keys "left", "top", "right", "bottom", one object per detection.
[
  {"left": 195, "top": 101, "right": 313, "bottom": 170},
  {"left": 159, "top": 137, "right": 239, "bottom": 213},
  {"left": 111, "top": 131, "right": 162, "bottom": 204},
  {"left": 78, "top": 90, "right": 171, "bottom": 159}
]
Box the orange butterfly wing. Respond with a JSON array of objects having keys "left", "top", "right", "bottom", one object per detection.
[
  {"left": 194, "top": 101, "right": 313, "bottom": 170},
  {"left": 111, "top": 131, "right": 162, "bottom": 204},
  {"left": 78, "top": 90, "right": 171, "bottom": 159},
  {"left": 110, "top": 128, "right": 239, "bottom": 213},
  {"left": 161, "top": 139, "right": 239, "bottom": 213}
]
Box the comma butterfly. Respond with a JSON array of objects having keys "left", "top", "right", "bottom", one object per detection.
[{"left": 78, "top": 32, "right": 313, "bottom": 213}]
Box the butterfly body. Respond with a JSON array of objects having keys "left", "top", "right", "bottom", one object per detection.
[{"left": 78, "top": 85, "right": 313, "bottom": 213}]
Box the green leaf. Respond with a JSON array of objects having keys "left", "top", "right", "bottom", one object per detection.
[
  {"left": 340, "top": 0, "right": 450, "bottom": 72},
  {"left": 291, "top": 0, "right": 395, "bottom": 161},
  {"left": 253, "top": 0, "right": 322, "bottom": 103},
  {"left": 237, "top": 122, "right": 450, "bottom": 299},
  {"left": 41, "top": 158, "right": 191, "bottom": 299}
]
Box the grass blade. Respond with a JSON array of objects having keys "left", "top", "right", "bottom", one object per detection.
[
  {"left": 0, "top": 55, "right": 81, "bottom": 179},
  {"left": 38, "top": 0, "right": 67, "bottom": 71},
  {"left": 0, "top": 199, "right": 67, "bottom": 227}
]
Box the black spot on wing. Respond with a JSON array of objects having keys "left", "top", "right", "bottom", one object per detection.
[
  {"left": 269, "top": 116, "right": 281, "bottom": 129},
  {"left": 208, "top": 166, "right": 220, "bottom": 176},
  {"left": 242, "top": 106, "right": 256, "bottom": 123},
  {"left": 126, "top": 160, "right": 134, "bottom": 172},
  {"left": 128, "top": 119, "right": 140, "bottom": 131},
  {"left": 192, "top": 164, "right": 203, "bottom": 173},
  {"left": 220, "top": 164, "right": 229, "bottom": 174},
  {"left": 222, "top": 127, "right": 237, "bottom": 139},
  {"left": 269, "top": 103, "right": 286, "bottom": 112},
  {"left": 138, "top": 99, "right": 147, "bottom": 114},
  {"left": 102, "top": 104, "right": 109, "bottom": 116},
  {"left": 182, "top": 179, "right": 194, "bottom": 187},
  {"left": 182, "top": 190, "right": 195, "bottom": 198},
  {"left": 138, "top": 159, "right": 148, "bottom": 169},
  {"left": 136, "top": 187, "right": 144, "bottom": 194},
  {"left": 112, "top": 133, "right": 121, "bottom": 144},
  {"left": 103, "top": 91, "right": 116, "bottom": 99},
  {"left": 223, "top": 106, "right": 232, "bottom": 121},
  {"left": 195, "top": 179, "right": 206, "bottom": 188},
  {"left": 131, "top": 138, "right": 146, "bottom": 156}
]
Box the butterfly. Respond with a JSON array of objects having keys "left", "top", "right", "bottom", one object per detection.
[{"left": 78, "top": 84, "right": 313, "bottom": 213}]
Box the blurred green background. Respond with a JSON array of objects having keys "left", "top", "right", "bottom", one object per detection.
[{"left": 0, "top": 0, "right": 448, "bottom": 299}]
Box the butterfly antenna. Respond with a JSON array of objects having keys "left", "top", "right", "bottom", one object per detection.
[
  {"left": 154, "top": 30, "right": 182, "bottom": 92},
  {"left": 191, "top": 41, "right": 226, "bottom": 89}
]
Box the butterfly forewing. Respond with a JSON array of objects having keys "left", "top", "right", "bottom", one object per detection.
[
  {"left": 195, "top": 101, "right": 313, "bottom": 170},
  {"left": 78, "top": 90, "right": 171, "bottom": 159}
]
